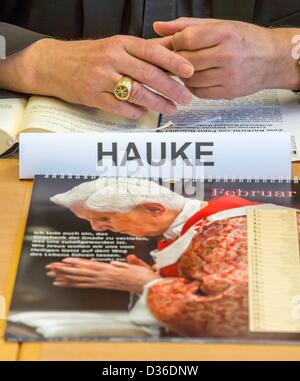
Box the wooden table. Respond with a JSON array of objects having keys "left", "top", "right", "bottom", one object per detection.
[{"left": 1, "top": 158, "right": 300, "bottom": 361}]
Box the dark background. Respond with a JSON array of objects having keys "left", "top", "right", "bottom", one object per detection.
[{"left": 10, "top": 176, "right": 158, "bottom": 312}]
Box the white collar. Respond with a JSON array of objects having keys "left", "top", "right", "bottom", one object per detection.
[
  {"left": 154, "top": 203, "right": 299, "bottom": 270},
  {"left": 163, "top": 199, "right": 204, "bottom": 240}
]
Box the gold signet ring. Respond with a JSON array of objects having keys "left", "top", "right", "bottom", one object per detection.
[{"left": 114, "top": 76, "right": 133, "bottom": 101}]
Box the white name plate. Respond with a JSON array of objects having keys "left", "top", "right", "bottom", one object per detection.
[{"left": 19, "top": 132, "right": 291, "bottom": 179}]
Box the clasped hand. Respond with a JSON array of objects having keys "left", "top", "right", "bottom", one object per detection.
[
  {"left": 3, "top": 17, "right": 299, "bottom": 118},
  {"left": 46, "top": 255, "right": 160, "bottom": 294}
]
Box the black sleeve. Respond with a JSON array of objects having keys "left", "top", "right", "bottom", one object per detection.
[{"left": 0, "top": 22, "right": 48, "bottom": 57}]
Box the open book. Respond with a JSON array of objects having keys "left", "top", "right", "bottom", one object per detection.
[
  {"left": 1, "top": 88, "right": 300, "bottom": 158},
  {"left": 0, "top": 95, "right": 159, "bottom": 156}
]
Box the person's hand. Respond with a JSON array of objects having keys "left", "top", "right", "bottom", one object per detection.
[
  {"left": 0, "top": 35, "right": 194, "bottom": 118},
  {"left": 154, "top": 18, "right": 300, "bottom": 99},
  {"left": 127, "top": 254, "right": 157, "bottom": 271},
  {"left": 46, "top": 257, "right": 160, "bottom": 293}
]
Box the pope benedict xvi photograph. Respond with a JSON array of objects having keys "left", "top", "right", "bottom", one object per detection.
[{"left": 45, "top": 177, "right": 300, "bottom": 338}]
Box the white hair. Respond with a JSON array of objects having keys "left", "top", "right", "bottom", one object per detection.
[{"left": 50, "top": 178, "right": 187, "bottom": 212}]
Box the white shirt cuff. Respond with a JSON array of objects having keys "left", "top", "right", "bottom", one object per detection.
[{"left": 128, "top": 278, "right": 163, "bottom": 327}]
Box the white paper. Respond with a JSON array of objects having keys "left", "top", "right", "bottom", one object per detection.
[
  {"left": 21, "top": 96, "right": 158, "bottom": 133},
  {"left": 19, "top": 132, "right": 291, "bottom": 179},
  {"left": 161, "top": 89, "right": 300, "bottom": 160}
]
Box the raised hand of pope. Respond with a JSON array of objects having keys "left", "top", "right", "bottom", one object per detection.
[{"left": 154, "top": 18, "right": 300, "bottom": 99}]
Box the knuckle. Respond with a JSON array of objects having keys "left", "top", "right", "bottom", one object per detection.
[
  {"left": 131, "top": 110, "right": 144, "bottom": 119},
  {"left": 85, "top": 72, "right": 102, "bottom": 92},
  {"left": 142, "top": 65, "right": 157, "bottom": 84},
  {"left": 98, "top": 43, "right": 120, "bottom": 65},
  {"left": 178, "top": 16, "right": 189, "bottom": 22},
  {"left": 124, "top": 35, "right": 139, "bottom": 45},
  {"left": 176, "top": 50, "right": 190, "bottom": 62},
  {"left": 113, "top": 95, "right": 144, "bottom": 119},
  {"left": 219, "top": 50, "right": 237, "bottom": 64},
  {"left": 172, "top": 80, "right": 184, "bottom": 94},
  {"left": 163, "top": 79, "right": 182, "bottom": 99},
  {"left": 152, "top": 95, "right": 164, "bottom": 111},
  {"left": 162, "top": 51, "right": 173, "bottom": 70},
  {"left": 112, "top": 99, "right": 125, "bottom": 113},
  {"left": 182, "top": 27, "right": 196, "bottom": 49},
  {"left": 171, "top": 32, "right": 181, "bottom": 49},
  {"left": 92, "top": 66, "right": 105, "bottom": 80},
  {"left": 144, "top": 41, "right": 158, "bottom": 61},
  {"left": 127, "top": 106, "right": 144, "bottom": 119},
  {"left": 218, "top": 22, "right": 239, "bottom": 40},
  {"left": 101, "top": 49, "right": 117, "bottom": 64},
  {"left": 110, "top": 34, "right": 124, "bottom": 46},
  {"left": 130, "top": 83, "right": 145, "bottom": 103}
]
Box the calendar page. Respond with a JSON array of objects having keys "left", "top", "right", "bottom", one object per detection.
[{"left": 5, "top": 176, "right": 300, "bottom": 343}]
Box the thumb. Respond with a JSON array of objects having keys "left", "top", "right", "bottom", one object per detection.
[
  {"left": 127, "top": 254, "right": 152, "bottom": 269},
  {"left": 153, "top": 18, "right": 202, "bottom": 36}
]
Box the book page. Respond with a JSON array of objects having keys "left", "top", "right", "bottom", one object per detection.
[
  {"left": 19, "top": 96, "right": 159, "bottom": 134},
  {"left": 0, "top": 98, "right": 27, "bottom": 155},
  {"left": 0, "top": 98, "right": 27, "bottom": 137},
  {"left": 161, "top": 89, "right": 300, "bottom": 160}
]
